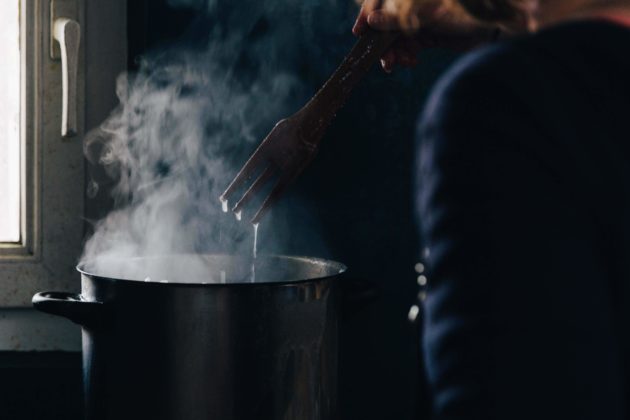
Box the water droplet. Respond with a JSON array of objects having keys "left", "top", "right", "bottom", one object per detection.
[
  {"left": 220, "top": 197, "right": 228, "bottom": 213},
  {"left": 250, "top": 223, "right": 259, "bottom": 283},
  {"left": 253, "top": 223, "right": 259, "bottom": 260}
]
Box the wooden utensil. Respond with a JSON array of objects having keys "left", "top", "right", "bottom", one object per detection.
[{"left": 221, "top": 29, "right": 399, "bottom": 223}]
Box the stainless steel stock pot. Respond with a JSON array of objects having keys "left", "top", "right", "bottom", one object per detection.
[{"left": 33, "top": 254, "right": 346, "bottom": 420}]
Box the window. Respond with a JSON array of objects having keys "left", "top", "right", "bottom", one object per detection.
[
  {"left": 0, "top": 0, "right": 126, "bottom": 350},
  {"left": 0, "top": 1, "right": 21, "bottom": 243}
]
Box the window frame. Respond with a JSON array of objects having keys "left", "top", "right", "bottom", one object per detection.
[
  {"left": 0, "top": 0, "right": 39, "bottom": 259},
  {"left": 0, "top": 0, "right": 85, "bottom": 308},
  {"left": 0, "top": 0, "right": 126, "bottom": 314}
]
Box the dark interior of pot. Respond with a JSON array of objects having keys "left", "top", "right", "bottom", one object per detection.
[{"left": 78, "top": 254, "right": 346, "bottom": 285}]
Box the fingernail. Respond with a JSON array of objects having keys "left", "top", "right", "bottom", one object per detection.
[{"left": 367, "top": 13, "right": 379, "bottom": 25}]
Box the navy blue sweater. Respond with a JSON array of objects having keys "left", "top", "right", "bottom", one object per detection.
[{"left": 417, "top": 20, "right": 630, "bottom": 420}]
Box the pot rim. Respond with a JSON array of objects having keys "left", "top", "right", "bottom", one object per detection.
[{"left": 76, "top": 253, "right": 347, "bottom": 286}]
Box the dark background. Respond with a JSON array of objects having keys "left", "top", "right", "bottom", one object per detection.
[{"left": 1, "top": 1, "right": 457, "bottom": 419}]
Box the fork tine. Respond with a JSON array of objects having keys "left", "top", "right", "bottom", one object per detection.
[
  {"left": 250, "top": 168, "right": 299, "bottom": 224},
  {"left": 220, "top": 149, "right": 267, "bottom": 202},
  {"left": 232, "top": 165, "right": 276, "bottom": 214}
]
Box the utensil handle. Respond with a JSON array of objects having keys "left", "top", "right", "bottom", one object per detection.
[
  {"left": 33, "top": 291, "right": 104, "bottom": 327},
  {"left": 53, "top": 18, "right": 80, "bottom": 138},
  {"left": 299, "top": 29, "right": 399, "bottom": 139}
]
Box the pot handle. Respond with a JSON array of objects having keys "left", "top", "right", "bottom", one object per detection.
[{"left": 32, "top": 291, "right": 105, "bottom": 326}]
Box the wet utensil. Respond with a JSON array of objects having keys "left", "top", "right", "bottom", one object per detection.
[{"left": 220, "top": 29, "right": 399, "bottom": 223}]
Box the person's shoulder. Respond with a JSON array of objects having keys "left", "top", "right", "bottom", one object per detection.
[
  {"left": 444, "top": 42, "right": 519, "bottom": 87},
  {"left": 431, "top": 19, "right": 628, "bottom": 102},
  {"left": 422, "top": 20, "right": 627, "bottom": 125},
  {"left": 425, "top": 39, "right": 533, "bottom": 118},
  {"left": 417, "top": 34, "right": 555, "bottom": 159}
]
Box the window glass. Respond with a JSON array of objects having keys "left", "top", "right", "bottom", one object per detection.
[{"left": 0, "top": 0, "right": 20, "bottom": 242}]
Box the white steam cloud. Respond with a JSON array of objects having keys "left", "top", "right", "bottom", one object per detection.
[
  {"left": 81, "top": 0, "right": 350, "bottom": 282},
  {"left": 82, "top": 43, "right": 302, "bottom": 282}
]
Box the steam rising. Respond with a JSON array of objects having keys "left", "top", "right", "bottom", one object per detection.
[{"left": 82, "top": 14, "right": 306, "bottom": 281}]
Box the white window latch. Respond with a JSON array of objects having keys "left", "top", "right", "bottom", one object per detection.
[{"left": 51, "top": 0, "right": 80, "bottom": 138}]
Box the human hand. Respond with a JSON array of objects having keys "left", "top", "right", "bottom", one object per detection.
[{"left": 353, "top": 0, "right": 499, "bottom": 73}]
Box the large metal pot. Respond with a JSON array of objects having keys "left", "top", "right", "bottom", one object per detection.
[{"left": 33, "top": 254, "right": 345, "bottom": 420}]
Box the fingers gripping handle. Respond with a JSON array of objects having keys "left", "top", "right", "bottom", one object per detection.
[
  {"left": 333, "top": 28, "right": 399, "bottom": 90},
  {"left": 53, "top": 18, "right": 80, "bottom": 138}
]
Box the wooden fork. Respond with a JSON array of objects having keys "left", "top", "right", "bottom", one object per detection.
[{"left": 220, "top": 29, "right": 399, "bottom": 224}]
